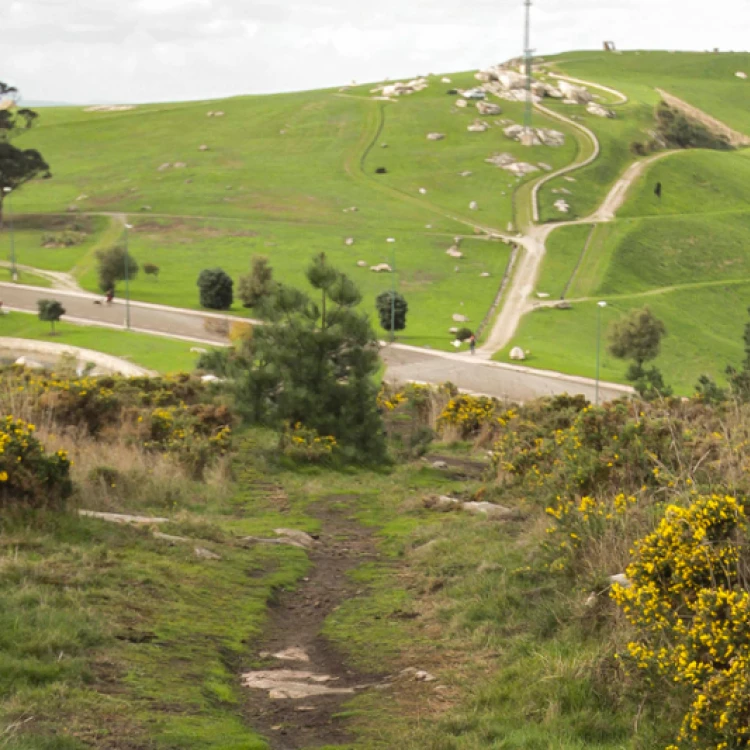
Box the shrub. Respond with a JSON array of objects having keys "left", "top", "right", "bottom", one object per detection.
[
  {"left": 197, "top": 268, "right": 233, "bottom": 310},
  {"left": 143, "top": 262, "right": 160, "bottom": 279},
  {"left": 41, "top": 230, "right": 86, "bottom": 248},
  {"left": 37, "top": 298, "right": 65, "bottom": 334},
  {"left": 455, "top": 327, "right": 473, "bottom": 341},
  {"left": 0, "top": 416, "right": 72, "bottom": 509},
  {"left": 375, "top": 290, "right": 408, "bottom": 333},
  {"left": 238, "top": 256, "right": 275, "bottom": 308},
  {"left": 279, "top": 422, "right": 337, "bottom": 463}
]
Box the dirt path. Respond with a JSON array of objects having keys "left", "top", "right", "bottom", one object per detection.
[
  {"left": 242, "top": 497, "right": 379, "bottom": 749},
  {"left": 547, "top": 73, "right": 629, "bottom": 105}
]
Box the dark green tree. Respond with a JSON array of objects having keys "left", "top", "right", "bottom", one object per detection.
[
  {"left": 143, "top": 263, "right": 160, "bottom": 279},
  {"left": 375, "top": 290, "right": 408, "bottom": 333},
  {"left": 238, "top": 256, "right": 275, "bottom": 308},
  {"left": 96, "top": 243, "right": 139, "bottom": 292},
  {"left": 37, "top": 299, "right": 65, "bottom": 334},
  {"left": 197, "top": 268, "right": 233, "bottom": 310},
  {"left": 609, "top": 306, "right": 666, "bottom": 369},
  {"left": 0, "top": 82, "right": 51, "bottom": 225},
  {"left": 207, "top": 253, "right": 386, "bottom": 461}
]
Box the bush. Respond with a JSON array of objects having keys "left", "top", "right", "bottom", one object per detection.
[
  {"left": 279, "top": 422, "right": 337, "bottom": 463},
  {"left": 455, "top": 327, "right": 473, "bottom": 341},
  {"left": 238, "top": 256, "right": 275, "bottom": 308},
  {"left": 143, "top": 263, "right": 160, "bottom": 279},
  {"left": 375, "top": 290, "right": 408, "bottom": 333},
  {"left": 37, "top": 298, "right": 65, "bottom": 334},
  {"left": 197, "top": 268, "right": 233, "bottom": 310},
  {"left": 96, "top": 243, "right": 139, "bottom": 292},
  {"left": 0, "top": 416, "right": 72, "bottom": 509}
]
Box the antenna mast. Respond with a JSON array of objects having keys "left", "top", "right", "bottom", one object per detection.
[{"left": 522, "top": 0, "right": 534, "bottom": 145}]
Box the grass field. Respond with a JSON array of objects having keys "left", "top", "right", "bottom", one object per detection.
[{"left": 0, "top": 311, "right": 205, "bottom": 372}]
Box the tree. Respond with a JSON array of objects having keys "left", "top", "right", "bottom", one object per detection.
[
  {"left": 37, "top": 299, "right": 65, "bottom": 334},
  {"left": 0, "top": 82, "right": 51, "bottom": 225},
  {"left": 608, "top": 306, "right": 666, "bottom": 369},
  {"left": 206, "top": 253, "right": 386, "bottom": 461},
  {"left": 197, "top": 268, "right": 233, "bottom": 310},
  {"left": 96, "top": 243, "right": 139, "bottom": 292},
  {"left": 238, "top": 256, "right": 275, "bottom": 308},
  {"left": 375, "top": 290, "right": 408, "bottom": 333},
  {"left": 143, "top": 263, "right": 160, "bottom": 279}
]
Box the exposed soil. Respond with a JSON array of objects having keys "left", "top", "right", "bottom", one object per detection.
[{"left": 242, "top": 496, "right": 379, "bottom": 749}]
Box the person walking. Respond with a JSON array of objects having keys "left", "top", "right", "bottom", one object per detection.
[{"left": 469, "top": 333, "right": 476, "bottom": 355}]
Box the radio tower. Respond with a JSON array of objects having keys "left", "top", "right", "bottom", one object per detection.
[{"left": 522, "top": 0, "right": 534, "bottom": 146}]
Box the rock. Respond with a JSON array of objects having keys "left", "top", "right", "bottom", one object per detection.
[
  {"left": 173, "top": 161, "right": 187, "bottom": 168},
  {"left": 386, "top": 237, "right": 396, "bottom": 243},
  {"left": 415, "top": 670, "right": 437, "bottom": 682},
  {"left": 153, "top": 531, "right": 190, "bottom": 545},
  {"left": 243, "top": 669, "right": 354, "bottom": 699},
  {"left": 140, "top": 205, "right": 152, "bottom": 212},
  {"left": 79, "top": 510, "right": 169, "bottom": 524},
  {"left": 14, "top": 356, "right": 44, "bottom": 369},
  {"left": 431, "top": 461, "right": 449, "bottom": 470},
  {"left": 75, "top": 194, "right": 88, "bottom": 201},
  {"left": 423, "top": 494, "right": 461, "bottom": 511},
  {"left": 609, "top": 573, "right": 631, "bottom": 587},
  {"left": 345, "top": 237, "right": 354, "bottom": 246},
  {"left": 425, "top": 224, "right": 433, "bottom": 228},
  {"left": 449, "top": 327, "right": 459, "bottom": 334},
  {"left": 455, "top": 98, "right": 468, "bottom": 108},
  {"left": 273, "top": 528, "right": 316, "bottom": 549},
  {"left": 467, "top": 120, "right": 489, "bottom": 133},
  {"left": 200, "top": 374, "right": 222, "bottom": 384},
  {"left": 272, "top": 647, "right": 310, "bottom": 662},
  {"left": 485, "top": 152, "right": 517, "bottom": 168},
  {"left": 536, "top": 292, "right": 550, "bottom": 299},
  {"left": 480, "top": 272, "right": 490, "bottom": 277},
  {"left": 462, "top": 502, "right": 519, "bottom": 520},
  {"left": 554, "top": 199, "right": 570, "bottom": 213},
  {"left": 66, "top": 204, "right": 80, "bottom": 213},
  {"left": 452, "top": 314, "right": 469, "bottom": 322},
  {"left": 469, "top": 201, "right": 478, "bottom": 210},
  {"left": 441, "top": 77, "right": 452, "bottom": 83},
  {"left": 426, "top": 132, "right": 445, "bottom": 141},
  {"left": 555, "top": 301, "right": 572, "bottom": 310},
  {"left": 446, "top": 246, "right": 463, "bottom": 258},
  {"left": 242, "top": 536, "right": 309, "bottom": 550},
  {"left": 504, "top": 162, "right": 539, "bottom": 176},
  {"left": 357, "top": 260, "right": 368, "bottom": 267},
  {"left": 190, "top": 347, "right": 208, "bottom": 354},
  {"left": 586, "top": 102, "right": 615, "bottom": 118},
  {"left": 370, "top": 263, "right": 392, "bottom": 273},
  {"left": 558, "top": 80, "right": 593, "bottom": 103},
  {"left": 459, "top": 170, "right": 472, "bottom": 177},
  {"left": 476, "top": 100, "right": 502, "bottom": 116},
  {"left": 737, "top": 71, "right": 748, "bottom": 79},
  {"left": 509, "top": 346, "right": 525, "bottom": 361},
  {"left": 564, "top": 176, "right": 576, "bottom": 182},
  {"left": 195, "top": 546, "right": 221, "bottom": 561},
  {"left": 214, "top": 111, "right": 225, "bottom": 117},
  {"left": 537, "top": 162, "right": 553, "bottom": 171},
  {"left": 418, "top": 187, "right": 427, "bottom": 194}
]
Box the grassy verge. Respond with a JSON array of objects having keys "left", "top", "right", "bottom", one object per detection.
[{"left": 0, "top": 311, "right": 206, "bottom": 372}]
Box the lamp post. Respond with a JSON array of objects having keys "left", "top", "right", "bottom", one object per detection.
[
  {"left": 2, "top": 187, "right": 17, "bottom": 282},
  {"left": 124, "top": 223, "right": 133, "bottom": 330},
  {"left": 387, "top": 237, "right": 396, "bottom": 342},
  {"left": 595, "top": 300, "right": 607, "bottom": 405}
]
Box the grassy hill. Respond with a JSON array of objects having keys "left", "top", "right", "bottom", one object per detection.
[{"left": 6, "top": 72, "right": 578, "bottom": 350}]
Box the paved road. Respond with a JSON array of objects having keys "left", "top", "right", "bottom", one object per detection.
[{"left": 0, "top": 283, "right": 632, "bottom": 402}]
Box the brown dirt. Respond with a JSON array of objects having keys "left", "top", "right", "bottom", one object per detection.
[{"left": 241, "top": 496, "right": 379, "bottom": 749}]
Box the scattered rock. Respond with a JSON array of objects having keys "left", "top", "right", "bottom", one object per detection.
[
  {"left": 153, "top": 531, "right": 190, "bottom": 544},
  {"left": 370, "top": 263, "right": 392, "bottom": 273},
  {"left": 273, "top": 528, "right": 317, "bottom": 549},
  {"left": 586, "top": 102, "right": 616, "bottom": 118},
  {"left": 609, "top": 573, "right": 631, "bottom": 588},
  {"left": 504, "top": 124, "right": 565, "bottom": 146},
  {"left": 426, "top": 132, "right": 445, "bottom": 141},
  {"left": 564, "top": 176, "right": 576, "bottom": 182},
  {"left": 415, "top": 670, "right": 437, "bottom": 682},
  {"left": 242, "top": 670, "right": 354, "bottom": 700},
  {"left": 467, "top": 120, "right": 489, "bottom": 133},
  {"left": 554, "top": 199, "right": 570, "bottom": 213},
  {"left": 345, "top": 237, "right": 355, "bottom": 246},
  {"left": 737, "top": 71, "right": 748, "bottom": 79},
  {"left": 66, "top": 204, "right": 80, "bottom": 213},
  {"left": 79, "top": 510, "right": 169, "bottom": 525},
  {"left": 476, "top": 100, "right": 502, "bottom": 116},
  {"left": 469, "top": 201, "right": 478, "bottom": 210},
  {"left": 342, "top": 206, "right": 358, "bottom": 212},
  {"left": 452, "top": 314, "right": 469, "bottom": 322},
  {"left": 485, "top": 152, "right": 517, "bottom": 168},
  {"left": 449, "top": 326, "right": 459, "bottom": 334},
  {"left": 418, "top": 187, "right": 427, "bottom": 194},
  {"left": 200, "top": 374, "right": 222, "bottom": 383},
  {"left": 555, "top": 301, "right": 572, "bottom": 310},
  {"left": 441, "top": 77, "right": 452, "bottom": 83},
  {"left": 272, "top": 647, "right": 310, "bottom": 662},
  {"left": 455, "top": 99, "right": 468, "bottom": 108},
  {"left": 173, "top": 162, "right": 187, "bottom": 168},
  {"left": 509, "top": 346, "right": 526, "bottom": 361},
  {"left": 480, "top": 272, "right": 490, "bottom": 277},
  {"left": 462, "top": 501, "right": 520, "bottom": 520},
  {"left": 504, "top": 162, "right": 540, "bottom": 176},
  {"left": 536, "top": 292, "right": 550, "bottom": 299},
  {"left": 446, "top": 246, "right": 463, "bottom": 258},
  {"left": 558, "top": 80, "right": 593, "bottom": 104},
  {"left": 140, "top": 205, "right": 152, "bottom": 212},
  {"left": 190, "top": 347, "right": 208, "bottom": 354},
  {"left": 537, "top": 162, "right": 553, "bottom": 171},
  {"left": 76, "top": 194, "right": 88, "bottom": 201},
  {"left": 357, "top": 260, "right": 368, "bottom": 267},
  {"left": 241, "top": 536, "right": 310, "bottom": 550},
  {"left": 14, "top": 356, "right": 44, "bottom": 369},
  {"left": 386, "top": 237, "right": 396, "bottom": 243},
  {"left": 423, "top": 494, "right": 461, "bottom": 511},
  {"left": 198, "top": 144, "right": 209, "bottom": 151},
  {"left": 459, "top": 170, "right": 472, "bottom": 177},
  {"left": 431, "top": 461, "right": 449, "bottom": 470},
  {"left": 195, "top": 546, "right": 221, "bottom": 561}
]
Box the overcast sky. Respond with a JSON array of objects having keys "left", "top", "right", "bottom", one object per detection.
[{"left": 2, "top": 0, "right": 748, "bottom": 104}]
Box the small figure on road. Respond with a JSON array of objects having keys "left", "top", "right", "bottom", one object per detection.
[
  {"left": 469, "top": 333, "right": 476, "bottom": 356},
  {"left": 105, "top": 288, "right": 114, "bottom": 304},
  {"left": 654, "top": 181, "right": 662, "bottom": 200}
]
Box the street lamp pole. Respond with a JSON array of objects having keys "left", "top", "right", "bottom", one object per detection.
[
  {"left": 3, "top": 187, "right": 17, "bottom": 283},
  {"left": 595, "top": 300, "right": 607, "bottom": 405},
  {"left": 124, "top": 223, "right": 133, "bottom": 330}
]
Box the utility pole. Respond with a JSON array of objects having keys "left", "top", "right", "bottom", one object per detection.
[
  {"left": 522, "top": 0, "right": 534, "bottom": 146},
  {"left": 390, "top": 239, "right": 396, "bottom": 341},
  {"left": 3, "top": 187, "right": 17, "bottom": 282},
  {"left": 124, "top": 223, "right": 133, "bottom": 330},
  {"left": 595, "top": 301, "right": 607, "bottom": 405}
]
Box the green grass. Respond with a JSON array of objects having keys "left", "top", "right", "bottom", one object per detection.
[
  {"left": 535, "top": 223, "right": 593, "bottom": 299},
  {"left": 0, "top": 311, "right": 205, "bottom": 372},
  {"left": 549, "top": 50, "right": 750, "bottom": 136}
]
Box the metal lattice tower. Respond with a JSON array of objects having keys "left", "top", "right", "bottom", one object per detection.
[{"left": 522, "top": 0, "right": 534, "bottom": 145}]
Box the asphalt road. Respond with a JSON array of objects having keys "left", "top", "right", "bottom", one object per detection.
[{"left": 0, "top": 282, "right": 632, "bottom": 403}]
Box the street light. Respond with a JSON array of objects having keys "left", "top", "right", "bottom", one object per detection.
[
  {"left": 595, "top": 301, "right": 607, "bottom": 406},
  {"left": 124, "top": 223, "right": 133, "bottom": 331},
  {"left": 2, "top": 187, "right": 17, "bottom": 282},
  {"left": 386, "top": 237, "right": 396, "bottom": 342}
]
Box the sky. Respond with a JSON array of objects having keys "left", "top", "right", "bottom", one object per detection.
[{"left": 1, "top": 0, "right": 748, "bottom": 104}]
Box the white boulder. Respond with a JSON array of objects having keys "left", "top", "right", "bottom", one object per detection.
[
  {"left": 558, "top": 80, "right": 592, "bottom": 104},
  {"left": 586, "top": 102, "right": 616, "bottom": 118},
  {"left": 476, "top": 101, "right": 502, "bottom": 116},
  {"left": 467, "top": 120, "right": 489, "bottom": 132},
  {"left": 469, "top": 201, "right": 478, "bottom": 210},
  {"left": 509, "top": 347, "right": 526, "bottom": 361},
  {"left": 345, "top": 237, "right": 354, "bottom": 246},
  {"left": 736, "top": 71, "right": 748, "bottom": 79},
  {"left": 370, "top": 263, "right": 392, "bottom": 273},
  {"left": 455, "top": 99, "right": 468, "bottom": 108},
  {"left": 426, "top": 132, "right": 445, "bottom": 141},
  {"left": 357, "top": 260, "right": 368, "bottom": 267},
  {"left": 418, "top": 187, "right": 427, "bottom": 194},
  {"left": 452, "top": 314, "right": 469, "bottom": 322}
]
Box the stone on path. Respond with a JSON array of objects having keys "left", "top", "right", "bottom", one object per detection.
[
  {"left": 273, "top": 528, "right": 317, "bottom": 549},
  {"left": 242, "top": 670, "right": 355, "bottom": 700}
]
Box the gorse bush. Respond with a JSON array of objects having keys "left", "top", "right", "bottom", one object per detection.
[
  {"left": 0, "top": 416, "right": 71, "bottom": 509},
  {"left": 613, "top": 493, "right": 750, "bottom": 750}
]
